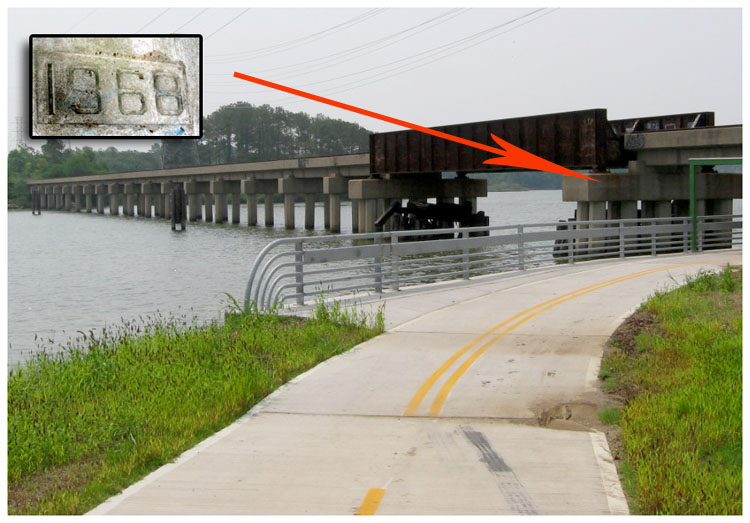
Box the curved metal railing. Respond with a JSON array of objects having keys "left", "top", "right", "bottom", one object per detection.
[{"left": 244, "top": 215, "right": 742, "bottom": 310}]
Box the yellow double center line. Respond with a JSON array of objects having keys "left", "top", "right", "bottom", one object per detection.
[{"left": 403, "top": 259, "right": 737, "bottom": 417}]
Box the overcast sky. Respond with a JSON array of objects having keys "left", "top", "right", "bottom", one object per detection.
[{"left": 6, "top": 6, "right": 743, "bottom": 151}]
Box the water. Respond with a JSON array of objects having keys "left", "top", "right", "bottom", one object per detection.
[{"left": 7, "top": 190, "right": 736, "bottom": 368}]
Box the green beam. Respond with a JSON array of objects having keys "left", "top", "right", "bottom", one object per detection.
[{"left": 688, "top": 157, "right": 742, "bottom": 252}]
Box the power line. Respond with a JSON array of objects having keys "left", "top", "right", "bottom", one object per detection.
[
  {"left": 206, "top": 8, "right": 468, "bottom": 82},
  {"left": 134, "top": 8, "right": 170, "bottom": 34},
  {"left": 64, "top": 8, "right": 97, "bottom": 34},
  {"left": 229, "top": 8, "right": 558, "bottom": 108},
  {"left": 172, "top": 8, "right": 208, "bottom": 34},
  {"left": 205, "top": 8, "right": 252, "bottom": 41},
  {"left": 206, "top": 8, "right": 386, "bottom": 61},
  {"left": 216, "top": 8, "right": 547, "bottom": 96}
]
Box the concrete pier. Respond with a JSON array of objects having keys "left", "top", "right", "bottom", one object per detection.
[
  {"left": 279, "top": 176, "right": 323, "bottom": 230},
  {"left": 212, "top": 181, "right": 228, "bottom": 224},
  {"left": 95, "top": 185, "right": 106, "bottom": 214},
  {"left": 204, "top": 194, "right": 214, "bottom": 223},
  {"left": 108, "top": 184, "right": 122, "bottom": 215},
  {"left": 264, "top": 194, "right": 274, "bottom": 226},
  {"left": 72, "top": 185, "right": 83, "bottom": 212},
  {"left": 83, "top": 185, "right": 94, "bottom": 213},
  {"left": 324, "top": 174, "right": 348, "bottom": 233}
]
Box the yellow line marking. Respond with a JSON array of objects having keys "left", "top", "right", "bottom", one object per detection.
[
  {"left": 356, "top": 488, "right": 386, "bottom": 515},
  {"left": 404, "top": 256, "right": 739, "bottom": 417},
  {"left": 403, "top": 264, "right": 679, "bottom": 416}
]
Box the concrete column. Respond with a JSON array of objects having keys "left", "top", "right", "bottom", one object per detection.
[
  {"left": 186, "top": 194, "right": 199, "bottom": 221},
  {"left": 264, "top": 194, "right": 274, "bottom": 226},
  {"left": 324, "top": 194, "right": 331, "bottom": 230},
  {"left": 95, "top": 185, "right": 106, "bottom": 214},
  {"left": 63, "top": 186, "right": 73, "bottom": 211},
  {"left": 246, "top": 194, "right": 258, "bottom": 226},
  {"left": 108, "top": 184, "right": 121, "bottom": 215},
  {"left": 641, "top": 201, "right": 655, "bottom": 218},
  {"left": 211, "top": 180, "right": 229, "bottom": 224},
  {"left": 214, "top": 192, "right": 228, "bottom": 223},
  {"left": 136, "top": 194, "right": 145, "bottom": 217},
  {"left": 620, "top": 201, "right": 638, "bottom": 220},
  {"left": 330, "top": 194, "right": 341, "bottom": 233},
  {"left": 52, "top": 186, "right": 61, "bottom": 209},
  {"left": 351, "top": 200, "right": 359, "bottom": 233},
  {"left": 204, "top": 194, "right": 214, "bottom": 223},
  {"left": 84, "top": 185, "right": 94, "bottom": 213},
  {"left": 711, "top": 199, "right": 733, "bottom": 217},
  {"left": 231, "top": 193, "right": 241, "bottom": 224},
  {"left": 141, "top": 183, "right": 158, "bottom": 218},
  {"left": 154, "top": 194, "right": 163, "bottom": 218},
  {"left": 185, "top": 182, "right": 201, "bottom": 222},
  {"left": 40, "top": 188, "right": 48, "bottom": 209},
  {"left": 161, "top": 183, "right": 173, "bottom": 220},
  {"left": 44, "top": 187, "right": 52, "bottom": 209},
  {"left": 588, "top": 201, "right": 606, "bottom": 222},
  {"left": 357, "top": 200, "right": 368, "bottom": 233},
  {"left": 241, "top": 179, "right": 257, "bottom": 226},
  {"left": 655, "top": 200, "right": 672, "bottom": 218},
  {"left": 284, "top": 194, "right": 295, "bottom": 230},
  {"left": 304, "top": 194, "right": 315, "bottom": 230},
  {"left": 72, "top": 186, "right": 83, "bottom": 212},
  {"left": 364, "top": 199, "right": 378, "bottom": 233}
]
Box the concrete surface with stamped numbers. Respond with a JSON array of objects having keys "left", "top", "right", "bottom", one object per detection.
[{"left": 89, "top": 250, "right": 740, "bottom": 515}]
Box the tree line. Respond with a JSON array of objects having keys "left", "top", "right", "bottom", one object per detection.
[
  {"left": 8, "top": 102, "right": 565, "bottom": 207},
  {"left": 7, "top": 103, "right": 372, "bottom": 206}
]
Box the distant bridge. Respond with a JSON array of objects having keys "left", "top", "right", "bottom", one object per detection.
[{"left": 28, "top": 109, "right": 741, "bottom": 232}]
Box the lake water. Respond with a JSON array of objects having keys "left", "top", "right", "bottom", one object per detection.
[{"left": 6, "top": 190, "right": 738, "bottom": 368}]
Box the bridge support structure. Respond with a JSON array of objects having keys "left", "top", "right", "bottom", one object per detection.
[
  {"left": 348, "top": 175, "right": 488, "bottom": 233},
  {"left": 279, "top": 176, "right": 323, "bottom": 230}
]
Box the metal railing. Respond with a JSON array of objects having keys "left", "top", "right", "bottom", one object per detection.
[{"left": 244, "top": 215, "right": 742, "bottom": 310}]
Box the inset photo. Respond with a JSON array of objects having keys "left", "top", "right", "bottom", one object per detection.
[{"left": 30, "top": 34, "right": 202, "bottom": 138}]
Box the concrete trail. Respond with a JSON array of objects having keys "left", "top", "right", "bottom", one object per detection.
[{"left": 90, "top": 250, "right": 741, "bottom": 515}]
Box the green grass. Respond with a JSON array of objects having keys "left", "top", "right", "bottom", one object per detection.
[
  {"left": 597, "top": 407, "right": 622, "bottom": 425},
  {"left": 599, "top": 266, "right": 742, "bottom": 515},
  {"left": 7, "top": 302, "right": 384, "bottom": 515}
]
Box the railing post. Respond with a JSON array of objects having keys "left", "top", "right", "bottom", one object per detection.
[
  {"left": 619, "top": 221, "right": 625, "bottom": 258},
  {"left": 391, "top": 234, "right": 400, "bottom": 291},
  {"left": 517, "top": 225, "right": 525, "bottom": 270},
  {"left": 462, "top": 230, "right": 470, "bottom": 279},
  {"left": 294, "top": 240, "right": 304, "bottom": 306},
  {"left": 651, "top": 220, "right": 657, "bottom": 256},
  {"left": 568, "top": 222, "right": 574, "bottom": 264},
  {"left": 374, "top": 235, "right": 383, "bottom": 294},
  {"left": 683, "top": 217, "right": 689, "bottom": 252}
]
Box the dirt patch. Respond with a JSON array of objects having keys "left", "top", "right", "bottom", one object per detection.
[
  {"left": 607, "top": 310, "right": 657, "bottom": 357},
  {"left": 8, "top": 457, "right": 100, "bottom": 514}
]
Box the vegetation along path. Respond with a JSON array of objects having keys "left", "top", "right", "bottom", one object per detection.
[
  {"left": 8, "top": 305, "right": 383, "bottom": 514},
  {"left": 599, "top": 265, "right": 742, "bottom": 515},
  {"left": 79, "top": 250, "right": 739, "bottom": 515}
]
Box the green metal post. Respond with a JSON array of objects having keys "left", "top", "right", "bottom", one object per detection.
[{"left": 689, "top": 162, "right": 697, "bottom": 251}]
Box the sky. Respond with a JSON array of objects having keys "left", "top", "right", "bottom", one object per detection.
[{"left": 4, "top": 4, "right": 744, "bottom": 152}]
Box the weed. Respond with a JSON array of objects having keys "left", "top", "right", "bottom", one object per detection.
[
  {"left": 8, "top": 302, "right": 384, "bottom": 515},
  {"left": 600, "top": 266, "right": 742, "bottom": 515},
  {"left": 597, "top": 407, "right": 621, "bottom": 425}
]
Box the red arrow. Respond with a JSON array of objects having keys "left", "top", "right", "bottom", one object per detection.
[{"left": 233, "top": 72, "right": 598, "bottom": 182}]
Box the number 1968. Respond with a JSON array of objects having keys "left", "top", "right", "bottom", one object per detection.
[{"left": 58, "top": 66, "right": 183, "bottom": 117}]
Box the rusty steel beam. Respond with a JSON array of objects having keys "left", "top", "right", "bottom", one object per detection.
[
  {"left": 369, "top": 108, "right": 624, "bottom": 175},
  {"left": 609, "top": 111, "right": 714, "bottom": 135}
]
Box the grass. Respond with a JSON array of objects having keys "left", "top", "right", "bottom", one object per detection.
[
  {"left": 599, "top": 265, "right": 741, "bottom": 515},
  {"left": 7, "top": 301, "right": 384, "bottom": 515}
]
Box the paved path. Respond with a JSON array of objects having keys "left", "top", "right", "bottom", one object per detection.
[{"left": 90, "top": 250, "right": 741, "bottom": 515}]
